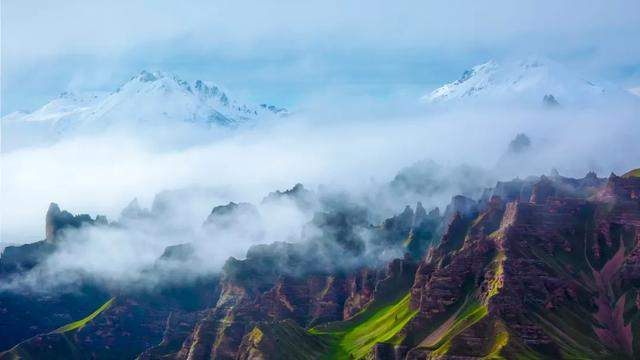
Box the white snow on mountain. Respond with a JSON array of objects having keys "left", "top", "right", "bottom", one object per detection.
[
  {"left": 2, "top": 70, "right": 287, "bottom": 137},
  {"left": 422, "top": 58, "right": 609, "bottom": 106},
  {"left": 17, "top": 91, "right": 106, "bottom": 122}
]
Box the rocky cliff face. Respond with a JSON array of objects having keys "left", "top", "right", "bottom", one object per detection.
[
  {"left": 402, "top": 172, "right": 640, "bottom": 359},
  {"left": 173, "top": 248, "right": 416, "bottom": 360},
  {"left": 1, "top": 203, "right": 104, "bottom": 275},
  {"left": 1, "top": 170, "right": 639, "bottom": 359},
  {"left": 45, "top": 202, "right": 106, "bottom": 242}
]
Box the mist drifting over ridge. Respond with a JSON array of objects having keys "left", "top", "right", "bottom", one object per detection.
[
  {"left": 2, "top": 52, "right": 639, "bottom": 290},
  {"left": 2, "top": 2, "right": 640, "bottom": 357},
  {"left": 2, "top": 77, "right": 640, "bottom": 292}
]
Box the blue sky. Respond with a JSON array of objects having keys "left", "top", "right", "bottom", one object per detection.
[{"left": 2, "top": 0, "right": 640, "bottom": 115}]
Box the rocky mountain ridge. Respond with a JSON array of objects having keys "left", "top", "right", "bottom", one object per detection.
[{"left": 1, "top": 169, "right": 639, "bottom": 359}]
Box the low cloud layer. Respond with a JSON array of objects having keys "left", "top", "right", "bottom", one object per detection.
[
  {"left": 3, "top": 101, "right": 639, "bottom": 238},
  {"left": 1, "top": 99, "right": 639, "bottom": 291}
]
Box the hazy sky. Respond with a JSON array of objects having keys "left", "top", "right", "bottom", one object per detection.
[{"left": 2, "top": 0, "right": 640, "bottom": 114}]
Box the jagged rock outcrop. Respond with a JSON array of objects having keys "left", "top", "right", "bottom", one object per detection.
[
  {"left": 542, "top": 94, "right": 560, "bottom": 107},
  {"left": 46, "top": 202, "right": 104, "bottom": 242},
  {"left": 203, "top": 202, "right": 260, "bottom": 229},
  {"left": 1, "top": 203, "right": 105, "bottom": 274},
  {"left": 120, "top": 198, "right": 153, "bottom": 220},
  {"left": 380, "top": 202, "right": 442, "bottom": 259},
  {"left": 599, "top": 173, "right": 640, "bottom": 202},
  {"left": 262, "top": 183, "right": 316, "bottom": 210}
]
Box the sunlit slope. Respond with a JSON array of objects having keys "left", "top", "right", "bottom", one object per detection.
[
  {"left": 53, "top": 297, "right": 115, "bottom": 333},
  {"left": 622, "top": 168, "right": 640, "bottom": 178},
  {"left": 307, "top": 292, "right": 416, "bottom": 359}
]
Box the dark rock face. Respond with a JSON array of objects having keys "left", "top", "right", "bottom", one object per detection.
[
  {"left": 380, "top": 202, "right": 441, "bottom": 259},
  {"left": 599, "top": 173, "right": 640, "bottom": 201},
  {"left": 46, "top": 202, "right": 102, "bottom": 242},
  {"left": 0, "top": 285, "right": 110, "bottom": 353},
  {"left": 1, "top": 280, "right": 219, "bottom": 360},
  {"left": 137, "top": 311, "right": 206, "bottom": 360},
  {"left": 443, "top": 195, "right": 478, "bottom": 220},
  {"left": 1, "top": 203, "right": 104, "bottom": 275},
  {"left": 507, "top": 133, "right": 531, "bottom": 154},
  {"left": 410, "top": 195, "right": 502, "bottom": 316},
  {"left": 0, "top": 239, "right": 56, "bottom": 274},
  {"left": 262, "top": 183, "right": 315, "bottom": 210},
  {"left": 542, "top": 93, "right": 560, "bottom": 107},
  {"left": 203, "top": 202, "right": 260, "bottom": 228},
  {"left": 343, "top": 269, "right": 377, "bottom": 319}
]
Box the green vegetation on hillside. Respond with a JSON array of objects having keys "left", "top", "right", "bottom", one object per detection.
[
  {"left": 414, "top": 249, "right": 506, "bottom": 358},
  {"left": 53, "top": 297, "right": 115, "bottom": 333},
  {"left": 622, "top": 168, "right": 640, "bottom": 178},
  {"left": 423, "top": 298, "right": 488, "bottom": 355},
  {"left": 244, "top": 320, "right": 333, "bottom": 360},
  {"left": 483, "top": 323, "right": 509, "bottom": 360},
  {"left": 309, "top": 292, "right": 417, "bottom": 359}
]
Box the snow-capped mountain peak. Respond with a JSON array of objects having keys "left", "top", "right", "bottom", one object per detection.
[
  {"left": 3, "top": 71, "right": 287, "bottom": 137},
  {"left": 422, "top": 58, "right": 606, "bottom": 106}
]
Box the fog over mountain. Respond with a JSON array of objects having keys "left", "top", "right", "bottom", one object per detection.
[
  {"left": 2, "top": 59, "right": 639, "bottom": 245},
  {"left": 1, "top": 2, "right": 640, "bottom": 359}
]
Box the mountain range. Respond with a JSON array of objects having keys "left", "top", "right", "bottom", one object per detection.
[
  {"left": 5, "top": 59, "right": 634, "bottom": 133},
  {"left": 2, "top": 70, "right": 287, "bottom": 144},
  {"left": 1, "top": 167, "right": 640, "bottom": 359},
  {"left": 4, "top": 59, "right": 639, "bottom": 151}
]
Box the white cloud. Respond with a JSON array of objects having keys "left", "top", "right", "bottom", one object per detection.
[{"left": 2, "top": 100, "right": 639, "bottom": 245}]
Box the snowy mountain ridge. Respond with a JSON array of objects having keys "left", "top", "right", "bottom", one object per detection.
[
  {"left": 3, "top": 70, "right": 287, "bottom": 134},
  {"left": 422, "top": 58, "right": 609, "bottom": 106}
]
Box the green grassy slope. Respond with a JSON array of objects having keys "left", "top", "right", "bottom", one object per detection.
[
  {"left": 241, "top": 319, "right": 333, "bottom": 360},
  {"left": 622, "top": 168, "right": 640, "bottom": 178},
  {"left": 422, "top": 298, "right": 488, "bottom": 354},
  {"left": 53, "top": 297, "right": 115, "bottom": 333},
  {"left": 407, "top": 248, "right": 505, "bottom": 358},
  {"left": 0, "top": 298, "right": 116, "bottom": 360},
  {"left": 309, "top": 292, "right": 417, "bottom": 359}
]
